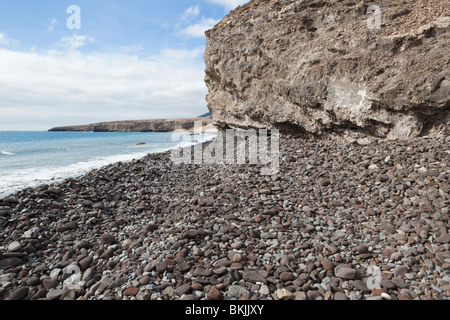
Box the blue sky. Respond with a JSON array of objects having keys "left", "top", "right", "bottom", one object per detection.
[{"left": 0, "top": 0, "right": 249, "bottom": 130}]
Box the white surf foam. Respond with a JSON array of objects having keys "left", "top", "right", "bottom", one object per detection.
[
  {"left": 0, "top": 150, "right": 154, "bottom": 197},
  {"left": 1, "top": 151, "right": 15, "bottom": 156},
  {"left": 0, "top": 132, "right": 218, "bottom": 197}
]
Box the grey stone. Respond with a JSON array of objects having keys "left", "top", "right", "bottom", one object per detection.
[
  {"left": 47, "top": 187, "right": 61, "bottom": 194},
  {"left": 82, "top": 268, "right": 95, "bottom": 282},
  {"left": 177, "top": 262, "right": 192, "bottom": 273},
  {"left": 27, "top": 277, "right": 41, "bottom": 286},
  {"left": 183, "top": 231, "right": 198, "bottom": 239},
  {"left": 109, "top": 277, "right": 127, "bottom": 290},
  {"left": 8, "top": 241, "right": 22, "bottom": 252},
  {"left": 381, "top": 279, "right": 395, "bottom": 289},
  {"left": 392, "top": 278, "right": 407, "bottom": 288},
  {"left": 193, "top": 267, "right": 212, "bottom": 277},
  {"left": 293, "top": 291, "right": 307, "bottom": 300},
  {"left": 46, "top": 288, "right": 64, "bottom": 300},
  {"left": 366, "top": 296, "right": 384, "bottom": 300},
  {"left": 79, "top": 255, "right": 93, "bottom": 271},
  {"left": 100, "top": 233, "right": 117, "bottom": 245},
  {"left": 213, "top": 266, "right": 228, "bottom": 275},
  {"left": 280, "top": 255, "right": 293, "bottom": 266},
  {"left": 8, "top": 287, "right": 29, "bottom": 300},
  {"left": 243, "top": 270, "right": 267, "bottom": 284},
  {"left": 61, "top": 289, "right": 77, "bottom": 300},
  {"left": 350, "top": 280, "right": 370, "bottom": 292},
  {"left": 436, "top": 233, "right": 450, "bottom": 244},
  {"left": 231, "top": 240, "right": 244, "bottom": 250},
  {"left": 317, "top": 179, "right": 331, "bottom": 187},
  {"left": 307, "top": 290, "right": 322, "bottom": 300},
  {"left": 215, "top": 259, "right": 232, "bottom": 268},
  {"left": 174, "top": 284, "right": 192, "bottom": 296},
  {"left": 138, "top": 275, "right": 151, "bottom": 285},
  {"left": 393, "top": 265, "right": 408, "bottom": 278},
  {"left": 0, "top": 257, "right": 23, "bottom": 268},
  {"left": 33, "top": 264, "right": 49, "bottom": 273},
  {"left": 180, "top": 294, "right": 200, "bottom": 300},
  {"left": 144, "top": 260, "right": 160, "bottom": 272},
  {"left": 43, "top": 278, "right": 58, "bottom": 290},
  {"left": 97, "top": 276, "right": 113, "bottom": 293},
  {"left": 436, "top": 251, "right": 450, "bottom": 265},
  {"left": 356, "top": 246, "right": 369, "bottom": 254},
  {"left": 162, "top": 286, "right": 174, "bottom": 297},
  {"left": 228, "top": 285, "right": 250, "bottom": 298},
  {"left": 259, "top": 285, "right": 270, "bottom": 296},
  {"left": 334, "top": 292, "right": 349, "bottom": 300},
  {"left": 334, "top": 265, "right": 360, "bottom": 280},
  {"left": 155, "top": 261, "right": 167, "bottom": 274},
  {"left": 280, "top": 271, "right": 295, "bottom": 282}
]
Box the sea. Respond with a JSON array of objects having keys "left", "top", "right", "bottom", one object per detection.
[{"left": 0, "top": 131, "right": 217, "bottom": 198}]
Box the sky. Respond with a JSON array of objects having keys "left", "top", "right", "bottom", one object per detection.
[{"left": 0, "top": 0, "right": 250, "bottom": 131}]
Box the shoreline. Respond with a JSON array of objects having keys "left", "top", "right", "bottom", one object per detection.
[
  {"left": 0, "top": 133, "right": 448, "bottom": 301},
  {"left": 0, "top": 132, "right": 218, "bottom": 201}
]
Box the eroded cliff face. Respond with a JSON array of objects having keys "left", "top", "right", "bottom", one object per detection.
[{"left": 205, "top": 0, "right": 450, "bottom": 140}]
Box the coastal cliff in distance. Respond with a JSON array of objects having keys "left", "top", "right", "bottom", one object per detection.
[
  {"left": 48, "top": 116, "right": 216, "bottom": 133},
  {"left": 204, "top": 0, "right": 450, "bottom": 140}
]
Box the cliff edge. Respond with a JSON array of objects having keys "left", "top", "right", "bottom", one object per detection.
[{"left": 205, "top": 0, "right": 450, "bottom": 140}]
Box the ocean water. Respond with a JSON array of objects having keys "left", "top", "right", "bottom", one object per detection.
[{"left": 0, "top": 131, "right": 216, "bottom": 197}]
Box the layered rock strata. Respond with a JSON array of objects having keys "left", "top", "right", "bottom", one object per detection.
[{"left": 205, "top": 0, "right": 450, "bottom": 139}]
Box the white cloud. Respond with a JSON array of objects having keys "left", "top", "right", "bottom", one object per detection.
[
  {"left": 156, "top": 47, "right": 204, "bottom": 62},
  {"left": 206, "top": 0, "right": 250, "bottom": 10},
  {"left": 0, "top": 33, "right": 19, "bottom": 47},
  {"left": 179, "top": 17, "right": 220, "bottom": 38},
  {"left": 119, "top": 45, "right": 143, "bottom": 54},
  {"left": 0, "top": 47, "right": 208, "bottom": 130},
  {"left": 182, "top": 6, "right": 200, "bottom": 21},
  {"left": 46, "top": 18, "right": 58, "bottom": 31},
  {"left": 60, "top": 34, "right": 95, "bottom": 50},
  {"left": 0, "top": 33, "right": 10, "bottom": 46}
]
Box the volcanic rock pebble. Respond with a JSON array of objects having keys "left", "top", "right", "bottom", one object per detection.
[
  {"left": 0, "top": 134, "right": 448, "bottom": 301},
  {"left": 334, "top": 265, "right": 361, "bottom": 280},
  {"left": 123, "top": 287, "right": 140, "bottom": 296},
  {"left": 243, "top": 270, "right": 267, "bottom": 284},
  {"left": 7, "top": 241, "right": 22, "bottom": 252},
  {"left": 7, "top": 287, "right": 29, "bottom": 300},
  {"left": 228, "top": 285, "right": 250, "bottom": 299},
  {"left": 173, "top": 284, "right": 191, "bottom": 296},
  {"left": 46, "top": 289, "right": 64, "bottom": 300},
  {"left": 206, "top": 286, "right": 222, "bottom": 300}
]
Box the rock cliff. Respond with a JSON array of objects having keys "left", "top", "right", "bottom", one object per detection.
[
  {"left": 48, "top": 117, "right": 216, "bottom": 132},
  {"left": 204, "top": 0, "right": 450, "bottom": 140}
]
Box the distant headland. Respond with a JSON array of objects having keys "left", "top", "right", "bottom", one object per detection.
[{"left": 48, "top": 114, "right": 216, "bottom": 133}]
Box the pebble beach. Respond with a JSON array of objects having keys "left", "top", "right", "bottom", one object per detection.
[{"left": 0, "top": 133, "right": 449, "bottom": 301}]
